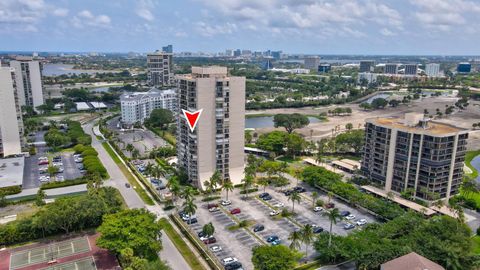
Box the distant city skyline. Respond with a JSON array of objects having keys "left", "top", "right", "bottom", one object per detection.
[{"left": 2, "top": 0, "right": 480, "bottom": 55}]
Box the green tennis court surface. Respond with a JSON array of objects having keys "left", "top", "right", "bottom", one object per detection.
[
  {"left": 10, "top": 237, "right": 91, "bottom": 270},
  {"left": 41, "top": 257, "right": 97, "bottom": 270}
]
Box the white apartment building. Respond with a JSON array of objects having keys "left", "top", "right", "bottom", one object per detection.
[
  {"left": 9, "top": 56, "right": 44, "bottom": 112},
  {"left": 0, "top": 67, "right": 24, "bottom": 156},
  {"left": 425, "top": 63, "right": 440, "bottom": 77},
  {"left": 147, "top": 50, "right": 173, "bottom": 87},
  {"left": 120, "top": 88, "right": 177, "bottom": 125},
  {"left": 176, "top": 66, "right": 245, "bottom": 190}
]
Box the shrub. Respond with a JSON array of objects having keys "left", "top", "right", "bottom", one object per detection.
[
  {"left": 73, "top": 144, "right": 86, "bottom": 153},
  {"left": 82, "top": 148, "right": 98, "bottom": 157},
  {"left": 0, "top": 186, "right": 22, "bottom": 196}
]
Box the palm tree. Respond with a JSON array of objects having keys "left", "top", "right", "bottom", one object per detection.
[
  {"left": 311, "top": 191, "right": 319, "bottom": 208},
  {"left": 209, "top": 170, "right": 222, "bottom": 194},
  {"left": 144, "top": 163, "right": 154, "bottom": 178},
  {"left": 257, "top": 177, "right": 269, "bottom": 193},
  {"left": 166, "top": 177, "right": 180, "bottom": 206},
  {"left": 125, "top": 143, "right": 134, "bottom": 153},
  {"left": 131, "top": 148, "right": 140, "bottom": 159},
  {"left": 223, "top": 180, "right": 234, "bottom": 201},
  {"left": 181, "top": 186, "right": 195, "bottom": 202},
  {"left": 301, "top": 224, "right": 314, "bottom": 258},
  {"left": 242, "top": 174, "right": 254, "bottom": 198},
  {"left": 324, "top": 208, "right": 341, "bottom": 247},
  {"left": 288, "top": 230, "right": 302, "bottom": 251},
  {"left": 183, "top": 198, "right": 197, "bottom": 224},
  {"left": 288, "top": 191, "right": 301, "bottom": 213},
  {"left": 151, "top": 164, "right": 166, "bottom": 180}
]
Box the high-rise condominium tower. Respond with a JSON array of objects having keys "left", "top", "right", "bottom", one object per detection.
[
  {"left": 9, "top": 56, "right": 44, "bottom": 112},
  {"left": 147, "top": 50, "right": 173, "bottom": 87},
  {"left": 0, "top": 67, "right": 24, "bottom": 156},
  {"left": 176, "top": 66, "right": 245, "bottom": 190}
]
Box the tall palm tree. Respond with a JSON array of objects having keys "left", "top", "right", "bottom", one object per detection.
[
  {"left": 125, "top": 143, "right": 134, "bottom": 153},
  {"left": 152, "top": 164, "right": 166, "bottom": 180},
  {"left": 289, "top": 191, "right": 301, "bottom": 213},
  {"left": 311, "top": 191, "right": 319, "bottom": 208},
  {"left": 288, "top": 230, "right": 302, "bottom": 251},
  {"left": 183, "top": 198, "right": 197, "bottom": 224},
  {"left": 209, "top": 171, "right": 222, "bottom": 194},
  {"left": 324, "top": 208, "right": 341, "bottom": 247},
  {"left": 242, "top": 174, "right": 254, "bottom": 198},
  {"left": 301, "top": 224, "right": 314, "bottom": 258},
  {"left": 167, "top": 177, "right": 180, "bottom": 206},
  {"left": 181, "top": 186, "right": 195, "bottom": 202},
  {"left": 223, "top": 180, "right": 234, "bottom": 201},
  {"left": 144, "top": 163, "right": 154, "bottom": 178}
]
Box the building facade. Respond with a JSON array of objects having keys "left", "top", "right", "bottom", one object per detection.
[
  {"left": 457, "top": 62, "right": 471, "bottom": 73},
  {"left": 0, "top": 67, "right": 24, "bottom": 156},
  {"left": 425, "top": 63, "right": 440, "bottom": 77},
  {"left": 304, "top": 56, "right": 320, "bottom": 70},
  {"left": 384, "top": 64, "right": 398, "bottom": 74},
  {"left": 404, "top": 64, "right": 418, "bottom": 76},
  {"left": 359, "top": 60, "right": 375, "bottom": 72},
  {"left": 361, "top": 113, "right": 468, "bottom": 202},
  {"left": 176, "top": 66, "right": 245, "bottom": 190},
  {"left": 147, "top": 51, "right": 173, "bottom": 87},
  {"left": 120, "top": 88, "right": 177, "bottom": 125},
  {"left": 9, "top": 57, "right": 44, "bottom": 112},
  {"left": 162, "top": 45, "right": 173, "bottom": 53},
  {"left": 358, "top": 72, "right": 378, "bottom": 84}
]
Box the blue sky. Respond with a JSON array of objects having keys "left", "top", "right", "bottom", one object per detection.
[{"left": 2, "top": 0, "right": 480, "bottom": 55}]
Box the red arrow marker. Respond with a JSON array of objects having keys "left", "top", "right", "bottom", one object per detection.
[{"left": 182, "top": 109, "right": 203, "bottom": 132}]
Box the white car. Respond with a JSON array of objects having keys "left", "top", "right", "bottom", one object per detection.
[
  {"left": 345, "top": 214, "right": 356, "bottom": 220},
  {"left": 221, "top": 257, "right": 238, "bottom": 265},
  {"left": 313, "top": 206, "right": 323, "bottom": 212},
  {"left": 356, "top": 219, "right": 367, "bottom": 226},
  {"left": 56, "top": 175, "right": 65, "bottom": 181},
  {"left": 181, "top": 214, "right": 196, "bottom": 221},
  {"left": 74, "top": 158, "right": 83, "bottom": 163},
  {"left": 221, "top": 200, "right": 232, "bottom": 206},
  {"left": 273, "top": 202, "right": 284, "bottom": 208},
  {"left": 39, "top": 176, "right": 50, "bottom": 182},
  {"left": 210, "top": 245, "right": 222, "bottom": 252},
  {"left": 208, "top": 207, "right": 220, "bottom": 212},
  {"left": 269, "top": 210, "right": 280, "bottom": 216},
  {"left": 38, "top": 156, "right": 48, "bottom": 161}
]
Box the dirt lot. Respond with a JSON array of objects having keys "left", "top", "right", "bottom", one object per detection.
[{"left": 247, "top": 96, "right": 480, "bottom": 150}]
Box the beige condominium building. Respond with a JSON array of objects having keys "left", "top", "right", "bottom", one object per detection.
[
  {"left": 0, "top": 67, "right": 24, "bottom": 156},
  {"left": 9, "top": 56, "right": 44, "bottom": 112},
  {"left": 147, "top": 50, "right": 173, "bottom": 87},
  {"left": 361, "top": 113, "right": 468, "bottom": 202},
  {"left": 176, "top": 66, "right": 245, "bottom": 190}
]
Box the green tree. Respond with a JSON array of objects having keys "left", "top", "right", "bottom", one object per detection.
[
  {"left": 301, "top": 224, "right": 314, "bottom": 257},
  {"left": 182, "top": 198, "right": 197, "bottom": 224},
  {"left": 35, "top": 189, "right": 46, "bottom": 206},
  {"left": 311, "top": 191, "right": 319, "bottom": 208},
  {"left": 285, "top": 133, "right": 306, "bottom": 158},
  {"left": 288, "top": 230, "right": 302, "bottom": 251},
  {"left": 202, "top": 222, "right": 215, "bottom": 237},
  {"left": 145, "top": 108, "right": 174, "bottom": 130},
  {"left": 324, "top": 208, "right": 341, "bottom": 247},
  {"left": 97, "top": 209, "right": 162, "bottom": 260},
  {"left": 252, "top": 245, "right": 301, "bottom": 270},
  {"left": 371, "top": 98, "right": 388, "bottom": 109},
  {"left": 345, "top": 123, "right": 353, "bottom": 130},
  {"left": 181, "top": 186, "right": 195, "bottom": 202},
  {"left": 288, "top": 191, "right": 301, "bottom": 213},
  {"left": 47, "top": 165, "right": 59, "bottom": 179},
  {"left": 222, "top": 180, "right": 234, "bottom": 201},
  {"left": 273, "top": 113, "right": 310, "bottom": 133},
  {"left": 242, "top": 174, "right": 254, "bottom": 198}
]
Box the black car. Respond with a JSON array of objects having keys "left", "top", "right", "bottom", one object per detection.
[
  {"left": 293, "top": 186, "right": 306, "bottom": 193},
  {"left": 253, "top": 224, "right": 265, "bottom": 232},
  {"left": 262, "top": 195, "right": 272, "bottom": 201},
  {"left": 186, "top": 218, "right": 198, "bottom": 224},
  {"left": 198, "top": 231, "right": 207, "bottom": 238},
  {"left": 259, "top": 192, "right": 270, "bottom": 199},
  {"left": 283, "top": 190, "right": 293, "bottom": 196},
  {"left": 313, "top": 226, "right": 324, "bottom": 234},
  {"left": 225, "top": 262, "right": 243, "bottom": 270},
  {"left": 340, "top": 211, "right": 351, "bottom": 217}
]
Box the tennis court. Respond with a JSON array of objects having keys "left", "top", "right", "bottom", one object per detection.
[
  {"left": 10, "top": 237, "right": 91, "bottom": 270},
  {"left": 41, "top": 257, "right": 97, "bottom": 270}
]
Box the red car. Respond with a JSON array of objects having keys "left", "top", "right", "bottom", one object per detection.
[
  {"left": 38, "top": 160, "right": 49, "bottom": 165},
  {"left": 230, "top": 208, "right": 241, "bottom": 215},
  {"left": 325, "top": 203, "right": 335, "bottom": 209},
  {"left": 203, "top": 237, "right": 216, "bottom": 244},
  {"left": 207, "top": 203, "right": 218, "bottom": 209}
]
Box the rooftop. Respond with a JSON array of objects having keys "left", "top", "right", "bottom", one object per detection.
[
  {"left": 120, "top": 88, "right": 176, "bottom": 102},
  {"left": 0, "top": 156, "right": 25, "bottom": 188},
  {"left": 367, "top": 113, "right": 467, "bottom": 136},
  {"left": 381, "top": 252, "right": 444, "bottom": 270}
]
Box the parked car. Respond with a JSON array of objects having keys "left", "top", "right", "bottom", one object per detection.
[
  {"left": 313, "top": 206, "right": 323, "bottom": 212},
  {"left": 203, "top": 237, "right": 216, "bottom": 244},
  {"left": 271, "top": 239, "right": 282, "bottom": 246},
  {"left": 74, "top": 157, "right": 83, "bottom": 163},
  {"left": 356, "top": 219, "right": 367, "bottom": 226},
  {"left": 313, "top": 226, "right": 324, "bottom": 234},
  {"left": 344, "top": 223, "right": 355, "bottom": 230},
  {"left": 346, "top": 214, "right": 356, "bottom": 220},
  {"left": 56, "top": 175, "right": 65, "bottom": 181},
  {"left": 266, "top": 235, "right": 279, "bottom": 243},
  {"left": 293, "top": 186, "right": 306, "bottom": 193},
  {"left": 230, "top": 208, "right": 241, "bottom": 215},
  {"left": 38, "top": 160, "right": 49, "bottom": 165},
  {"left": 325, "top": 203, "right": 335, "bottom": 209},
  {"left": 209, "top": 207, "right": 220, "bottom": 212},
  {"left": 269, "top": 210, "right": 280, "bottom": 216},
  {"left": 220, "top": 200, "right": 232, "bottom": 206},
  {"left": 272, "top": 202, "right": 284, "bottom": 208},
  {"left": 185, "top": 218, "right": 198, "bottom": 224},
  {"left": 283, "top": 190, "right": 293, "bottom": 196},
  {"left": 262, "top": 195, "right": 272, "bottom": 201},
  {"left": 224, "top": 261, "right": 243, "bottom": 270},
  {"left": 258, "top": 192, "right": 270, "bottom": 199},
  {"left": 253, "top": 224, "right": 264, "bottom": 232},
  {"left": 207, "top": 203, "right": 219, "bottom": 209},
  {"left": 210, "top": 245, "right": 222, "bottom": 253},
  {"left": 221, "top": 257, "right": 238, "bottom": 265},
  {"left": 181, "top": 214, "right": 196, "bottom": 221},
  {"left": 125, "top": 183, "right": 131, "bottom": 188},
  {"left": 340, "top": 211, "right": 351, "bottom": 217}
]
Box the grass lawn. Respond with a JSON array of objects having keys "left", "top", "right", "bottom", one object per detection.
[
  {"left": 101, "top": 142, "right": 154, "bottom": 205},
  {"left": 465, "top": 150, "right": 480, "bottom": 179},
  {"left": 277, "top": 156, "right": 302, "bottom": 163},
  {"left": 472, "top": 236, "right": 480, "bottom": 254},
  {"left": 158, "top": 218, "right": 206, "bottom": 270}
]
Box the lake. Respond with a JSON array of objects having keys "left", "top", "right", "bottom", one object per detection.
[
  {"left": 471, "top": 155, "right": 480, "bottom": 183},
  {"left": 42, "top": 63, "right": 118, "bottom": 76},
  {"left": 245, "top": 116, "right": 320, "bottom": 129}
]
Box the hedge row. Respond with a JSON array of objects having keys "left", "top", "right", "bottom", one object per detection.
[
  {"left": 73, "top": 144, "right": 107, "bottom": 179},
  {"left": 40, "top": 177, "right": 88, "bottom": 190},
  {"left": 66, "top": 120, "right": 92, "bottom": 145},
  {"left": 0, "top": 186, "right": 21, "bottom": 196}
]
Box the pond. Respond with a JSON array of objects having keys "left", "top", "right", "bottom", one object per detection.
[
  {"left": 42, "top": 63, "right": 118, "bottom": 76},
  {"left": 245, "top": 116, "right": 320, "bottom": 129},
  {"left": 471, "top": 155, "right": 480, "bottom": 183},
  {"left": 365, "top": 93, "right": 391, "bottom": 104}
]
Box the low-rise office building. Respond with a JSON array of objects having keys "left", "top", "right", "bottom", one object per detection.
[
  {"left": 120, "top": 88, "right": 177, "bottom": 125},
  {"left": 361, "top": 113, "right": 468, "bottom": 202}
]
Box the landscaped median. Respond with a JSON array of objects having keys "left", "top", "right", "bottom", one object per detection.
[
  {"left": 158, "top": 217, "right": 207, "bottom": 270},
  {"left": 101, "top": 141, "right": 154, "bottom": 205}
]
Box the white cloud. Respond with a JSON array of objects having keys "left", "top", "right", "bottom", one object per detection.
[
  {"left": 0, "top": 0, "right": 46, "bottom": 24},
  {"left": 72, "top": 10, "right": 111, "bottom": 29},
  {"left": 52, "top": 8, "right": 68, "bottom": 17},
  {"left": 195, "top": 21, "right": 237, "bottom": 37},
  {"left": 380, "top": 28, "right": 395, "bottom": 36},
  {"left": 136, "top": 0, "right": 155, "bottom": 21}
]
